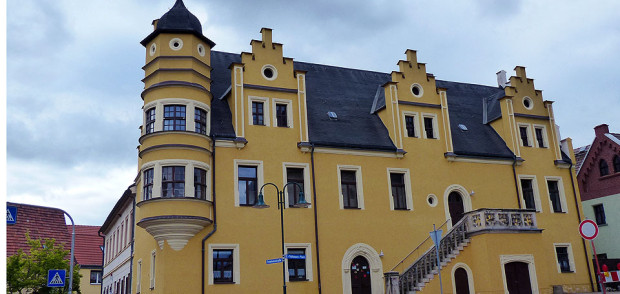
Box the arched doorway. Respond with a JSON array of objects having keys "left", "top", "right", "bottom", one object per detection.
[
  {"left": 504, "top": 261, "right": 532, "bottom": 294},
  {"left": 454, "top": 267, "right": 470, "bottom": 294},
  {"left": 350, "top": 256, "right": 371, "bottom": 294},
  {"left": 448, "top": 191, "right": 465, "bottom": 226}
]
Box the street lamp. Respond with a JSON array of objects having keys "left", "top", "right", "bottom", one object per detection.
[{"left": 253, "top": 182, "right": 310, "bottom": 294}]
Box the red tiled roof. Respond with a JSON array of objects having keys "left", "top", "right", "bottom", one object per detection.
[
  {"left": 69, "top": 225, "right": 103, "bottom": 267},
  {"left": 6, "top": 202, "right": 72, "bottom": 257}
]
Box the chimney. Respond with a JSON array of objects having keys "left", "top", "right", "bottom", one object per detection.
[
  {"left": 594, "top": 124, "right": 609, "bottom": 137},
  {"left": 152, "top": 19, "right": 159, "bottom": 30},
  {"left": 496, "top": 70, "right": 509, "bottom": 88}
]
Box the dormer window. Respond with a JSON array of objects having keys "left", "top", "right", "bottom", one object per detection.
[
  {"left": 327, "top": 112, "right": 338, "bottom": 120},
  {"left": 599, "top": 160, "right": 609, "bottom": 176}
]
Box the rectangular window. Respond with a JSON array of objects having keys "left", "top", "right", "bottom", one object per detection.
[
  {"left": 238, "top": 166, "right": 258, "bottom": 206},
  {"left": 150, "top": 251, "right": 156, "bottom": 289},
  {"left": 341, "top": 170, "right": 358, "bottom": 208},
  {"left": 593, "top": 204, "right": 606, "bottom": 225},
  {"left": 390, "top": 173, "right": 407, "bottom": 210},
  {"left": 137, "top": 260, "right": 142, "bottom": 293},
  {"left": 556, "top": 247, "right": 571, "bottom": 272},
  {"left": 90, "top": 270, "right": 102, "bottom": 284},
  {"left": 195, "top": 108, "right": 207, "bottom": 134},
  {"left": 145, "top": 108, "right": 156, "bottom": 134},
  {"left": 287, "top": 248, "right": 307, "bottom": 281},
  {"left": 194, "top": 168, "right": 207, "bottom": 200},
  {"left": 143, "top": 168, "right": 154, "bottom": 200},
  {"left": 535, "top": 127, "right": 545, "bottom": 148},
  {"left": 423, "top": 117, "right": 435, "bottom": 139},
  {"left": 405, "top": 115, "right": 416, "bottom": 138},
  {"left": 213, "top": 249, "right": 234, "bottom": 283},
  {"left": 519, "top": 125, "right": 530, "bottom": 147},
  {"left": 547, "top": 180, "right": 563, "bottom": 213},
  {"left": 163, "top": 105, "right": 186, "bottom": 131},
  {"left": 252, "top": 102, "right": 264, "bottom": 125},
  {"left": 286, "top": 168, "right": 305, "bottom": 207},
  {"left": 276, "top": 104, "right": 288, "bottom": 127},
  {"left": 520, "top": 179, "right": 536, "bottom": 210},
  {"left": 162, "top": 166, "right": 185, "bottom": 197}
]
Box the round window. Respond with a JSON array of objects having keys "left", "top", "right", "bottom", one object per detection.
[
  {"left": 169, "top": 38, "right": 183, "bottom": 51},
  {"left": 149, "top": 43, "right": 157, "bottom": 56},
  {"left": 427, "top": 194, "right": 438, "bottom": 207},
  {"left": 523, "top": 96, "right": 533, "bottom": 110},
  {"left": 261, "top": 65, "right": 278, "bottom": 81},
  {"left": 411, "top": 84, "right": 423, "bottom": 98},
  {"left": 197, "top": 44, "right": 206, "bottom": 57}
]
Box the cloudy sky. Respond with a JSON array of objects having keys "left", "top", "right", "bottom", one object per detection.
[{"left": 6, "top": 0, "right": 620, "bottom": 225}]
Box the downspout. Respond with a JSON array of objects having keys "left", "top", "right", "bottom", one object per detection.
[
  {"left": 310, "top": 144, "right": 322, "bottom": 294},
  {"left": 98, "top": 231, "right": 105, "bottom": 294},
  {"left": 129, "top": 193, "right": 136, "bottom": 294},
  {"left": 202, "top": 135, "right": 217, "bottom": 294},
  {"left": 568, "top": 162, "right": 595, "bottom": 290},
  {"left": 512, "top": 156, "right": 522, "bottom": 209}
]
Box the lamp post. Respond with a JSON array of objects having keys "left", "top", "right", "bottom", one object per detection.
[{"left": 253, "top": 182, "right": 310, "bottom": 294}]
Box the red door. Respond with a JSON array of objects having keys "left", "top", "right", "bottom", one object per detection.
[
  {"left": 351, "top": 256, "right": 371, "bottom": 294},
  {"left": 504, "top": 262, "right": 532, "bottom": 294}
]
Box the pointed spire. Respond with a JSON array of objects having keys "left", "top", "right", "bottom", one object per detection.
[{"left": 141, "top": 0, "right": 215, "bottom": 47}]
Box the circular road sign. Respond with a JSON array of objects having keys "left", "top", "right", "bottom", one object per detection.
[{"left": 579, "top": 219, "right": 599, "bottom": 240}]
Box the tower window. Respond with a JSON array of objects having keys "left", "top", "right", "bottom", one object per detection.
[
  {"left": 195, "top": 108, "right": 207, "bottom": 134},
  {"left": 252, "top": 102, "right": 264, "bottom": 126},
  {"left": 143, "top": 168, "right": 154, "bottom": 201},
  {"left": 163, "top": 105, "right": 186, "bottom": 131},
  {"left": 145, "top": 108, "right": 156, "bottom": 134},
  {"left": 161, "top": 166, "right": 185, "bottom": 197},
  {"left": 194, "top": 168, "right": 207, "bottom": 200}
]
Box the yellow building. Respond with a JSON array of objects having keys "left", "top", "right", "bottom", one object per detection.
[{"left": 121, "top": 1, "right": 595, "bottom": 293}]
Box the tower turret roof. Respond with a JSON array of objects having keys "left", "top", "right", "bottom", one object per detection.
[{"left": 141, "top": 0, "right": 215, "bottom": 47}]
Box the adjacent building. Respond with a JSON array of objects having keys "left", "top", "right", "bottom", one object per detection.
[
  {"left": 104, "top": 1, "right": 597, "bottom": 293},
  {"left": 72, "top": 225, "right": 105, "bottom": 294},
  {"left": 575, "top": 124, "right": 620, "bottom": 264}
]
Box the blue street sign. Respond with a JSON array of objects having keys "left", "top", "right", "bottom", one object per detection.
[
  {"left": 285, "top": 254, "right": 306, "bottom": 260},
  {"left": 429, "top": 229, "right": 443, "bottom": 247},
  {"left": 7, "top": 206, "right": 17, "bottom": 225},
  {"left": 266, "top": 258, "right": 284, "bottom": 264},
  {"left": 47, "top": 269, "right": 66, "bottom": 287}
]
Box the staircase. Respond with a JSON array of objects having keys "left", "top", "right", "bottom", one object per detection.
[{"left": 387, "top": 208, "right": 539, "bottom": 293}]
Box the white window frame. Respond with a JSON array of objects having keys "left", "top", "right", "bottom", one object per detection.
[
  {"left": 136, "top": 259, "right": 142, "bottom": 293},
  {"left": 451, "top": 263, "right": 475, "bottom": 294},
  {"left": 518, "top": 123, "right": 533, "bottom": 147},
  {"left": 500, "top": 254, "right": 540, "bottom": 294},
  {"left": 386, "top": 168, "right": 413, "bottom": 211},
  {"left": 272, "top": 98, "right": 294, "bottom": 128},
  {"left": 553, "top": 243, "right": 576, "bottom": 273},
  {"left": 234, "top": 159, "right": 264, "bottom": 207},
  {"left": 149, "top": 250, "right": 156, "bottom": 289},
  {"left": 143, "top": 98, "right": 211, "bottom": 135},
  {"left": 337, "top": 165, "right": 365, "bottom": 210},
  {"left": 544, "top": 176, "right": 568, "bottom": 213},
  {"left": 402, "top": 111, "right": 420, "bottom": 138},
  {"left": 533, "top": 124, "right": 548, "bottom": 148},
  {"left": 248, "top": 96, "right": 270, "bottom": 126},
  {"left": 139, "top": 159, "right": 211, "bottom": 201},
  {"left": 517, "top": 175, "right": 542, "bottom": 212},
  {"left": 208, "top": 244, "right": 240, "bottom": 285},
  {"left": 282, "top": 162, "right": 311, "bottom": 208},
  {"left": 421, "top": 113, "right": 439, "bottom": 139},
  {"left": 284, "top": 243, "right": 313, "bottom": 282}
]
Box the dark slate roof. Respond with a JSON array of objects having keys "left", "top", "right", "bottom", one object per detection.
[
  {"left": 437, "top": 80, "right": 514, "bottom": 159},
  {"left": 209, "top": 51, "right": 515, "bottom": 157},
  {"left": 141, "top": 0, "right": 215, "bottom": 47}
]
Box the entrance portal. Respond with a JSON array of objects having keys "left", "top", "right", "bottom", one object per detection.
[
  {"left": 350, "top": 256, "right": 371, "bottom": 294},
  {"left": 504, "top": 261, "right": 532, "bottom": 294}
]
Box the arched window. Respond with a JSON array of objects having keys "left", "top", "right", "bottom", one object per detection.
[
  {"left": 613, "top": 155, "right": 620, "bottom": 173},
  {"left": 600, "top": 160, "right": 609, "bottom": 176}
]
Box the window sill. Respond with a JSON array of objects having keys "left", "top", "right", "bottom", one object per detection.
[
  {"left": 289, "top": 279, "right": 309, "bottom": 282},
  {"left": 597, "top": 223, "right": 608, "bottom": 227},
  {"left": 214, "top": 281, "right": 236, "bottom": 285},
  {"left": 560, "top": 270, "right": 574, "bottom": 273},
  {"left": 343, "top": 207, "right": 361, "bottom": 210},
  {"left": 393, "top": 208, "right": 410, "bottom": 211}
]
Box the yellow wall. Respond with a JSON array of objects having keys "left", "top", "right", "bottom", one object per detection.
[{"left": 78, "top": 268, "right": 101, "bottom": 294}]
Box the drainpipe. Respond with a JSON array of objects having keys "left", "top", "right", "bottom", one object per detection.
[
  {"left": 512, "top": 156, "right": 522, "bottom": 209},
  {"left": 129, "top": 192, "right": 136, "bottom": 294},
  {"left": 568, "top": 162, "right": 595, "bottom": 290},
  {"left": 310, "top": 144, "right": 322, "bottom": 294},
  {"left": 98, "top": 231, "right": 105, "bottom": 294},
  {"left": 202, "top": 135, "right": 217, "bottom": 294}
]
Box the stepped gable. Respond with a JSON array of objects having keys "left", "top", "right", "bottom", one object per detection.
[
  {"left": 6, "top": 202, "right": 72, "bottom": 257},
  {"left": 70, "top": 225, "right": 103, "bottom": 267}
]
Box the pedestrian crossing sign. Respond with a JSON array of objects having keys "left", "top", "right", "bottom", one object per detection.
[
  {"left": 47, "top": 269, "right": 66, "bottom": 287},
  {"left": 7, "top": 206, "right": 17, "bottom": 225}
]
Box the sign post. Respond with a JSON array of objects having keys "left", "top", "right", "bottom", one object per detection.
[
  {"left": 579, "top": 219, "right": 606, "bottom": 294},
  {"left": 430, "top": 224, "right": 444, "bottom": 294}
]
